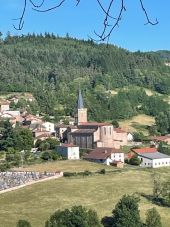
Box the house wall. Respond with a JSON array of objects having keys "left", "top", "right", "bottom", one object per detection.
[
  {"left": 113, "top": 131, "right": 128, "bottom": 147},
  {"left": 0, "top": 104, "right": 10, "bottom": 112},
  {"left": 57, "top": 146, "right": 79, "bottom": 160},
  {"left": 69, "top": 134, "right": 94, "bottom": 149},
  {"left": 111, "top": 153, "right": 124, "bottom": 163},
  {"left": 42, "top": 122, "right": 55, "bottom": 133},
  {"left": 100, "top": 125, "right": 114, "bottom": 147},
  {"left": 139, "top": 156, "right": 170, "bottom": 168},
  {"left": 93, "top": 128, "right": 100, "bottom": 142},
  {"left": 67, "top": 147, "right": 79, "bottom": 160}
]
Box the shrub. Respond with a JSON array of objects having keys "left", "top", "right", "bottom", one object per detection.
[
  {"left": 63, "top": 172, "right": 77, "bottom": 177},
  {"left": 129, "top": 156, "right": 141, "bottom": 166},
  {"left": 99, "top": 169, "right": 106, "bottom": 174}
]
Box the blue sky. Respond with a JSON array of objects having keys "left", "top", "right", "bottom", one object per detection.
[{"left": 0, "top": 0, "right": 170, "bottom": 51}]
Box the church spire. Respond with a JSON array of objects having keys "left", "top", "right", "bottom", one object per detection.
[
  {"left": 75, "top": 88, "right": 87, "bottom": 125},
  {"left": 77, "top": 89, "right": 84, "bottom": 109}
]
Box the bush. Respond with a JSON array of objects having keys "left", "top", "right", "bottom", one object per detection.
[
  {"left": 129, "top": 156, "right": 141, "bottom": 166},
  {"left": 63, "top": 172, "right": 77, "bottom": 177},
  {"left": 83, "top": 170, "right": 92, "bottom": 176},
  {"left": 99, "top": 169, "right": 106, "bottom": 174}
]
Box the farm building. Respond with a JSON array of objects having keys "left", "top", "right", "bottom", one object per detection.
[{"left": 138, "top": 152, "right": 170, "bottom": 168}]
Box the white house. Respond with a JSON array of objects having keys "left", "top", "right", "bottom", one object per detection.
[
  {"left": 57, "top": 144, "right": 80, "bottom": 160},
  {"left": 42, "top": 122, "right": 55, "bottom": 133},
  {"left": 0, "top": 101, "right": 10, "bottom": 112},
  {"left": 1, "top": 110, "right": 20, "bottom": 117},
  {"left": 84, "top": 147, "right": 124, "bottom": 165},
  {"left": 138, "top": 152, "right": 170, "bottom": 168},
  {"left": 127, "top": 132, "right": 134, "bottom": 142}
]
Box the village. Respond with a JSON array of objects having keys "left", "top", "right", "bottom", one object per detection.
[{"left": 0, "top": 90, "right": 170, "bottom": 173}]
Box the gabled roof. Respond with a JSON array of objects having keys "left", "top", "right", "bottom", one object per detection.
[
  {"left": 71, "top": 129, "right": 96, "bottom": 134},
  {"left": 138, "top": 152, "right": 170, "bottom": 160},
  {"left": 114, "top": 128, "right": 126, "bottom": 133},
  {"left": 132, "top": 147, "right": 157, "bottom": 154},
  {"left": 152, "top": 136, "right": 170, "bottom": 142},
  {"left": 79, "top": 122, "right": 112, "bottom": 126},
  {"left": 85, "top": 147, "right": 123, "bottom": 160}
]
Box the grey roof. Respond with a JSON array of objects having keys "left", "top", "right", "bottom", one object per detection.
[
  {"left": 77, "top": 89, "right": 84, "bottom": 109},
  {"left": 71, "top": 129, "right": 96, "bottom": 134},
  {"left": 138, "top": 152, "right": 170, "bottom": 160}
]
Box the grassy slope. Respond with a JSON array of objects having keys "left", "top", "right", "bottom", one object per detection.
[
  {"left": 13, "top": 160, "right": 113, "bottom": 173},
  {"left": 119, "top": 114, "right": 155, "bottom": 135},
  {"left": 0, "top": 168, "right": 169, "bottom": 227}
]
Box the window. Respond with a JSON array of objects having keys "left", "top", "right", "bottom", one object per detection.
[
  {"left": 110, "top": 127, "right": 112, "bottom": 135},
  {"left": 104, "top": 127, "right": 106, "bottom": 135}
]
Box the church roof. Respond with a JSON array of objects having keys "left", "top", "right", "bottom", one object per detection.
[
  {"left": 79, "top": 122, "right": 112, "bottom": 126},
  {"left": 77, "top": 89, "right": 84, "bottom": 109},
  {"left": 71, "top": 129, "right": 96, "bottom": 134}
]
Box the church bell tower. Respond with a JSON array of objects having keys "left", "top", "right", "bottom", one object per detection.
[{"left": 75, "top": 89, "right": 87, "bottom": 125}]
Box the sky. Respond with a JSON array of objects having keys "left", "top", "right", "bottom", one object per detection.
[{"left": 0, "top": 0, "right": 170, "bottom": 52}]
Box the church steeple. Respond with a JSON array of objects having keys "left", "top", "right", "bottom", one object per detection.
[
  {"left": 75, "top": 89, "right": 87, "bottom": 125},
  {"left": 77, "top": 89, "right": 84, "bottom": 109}
]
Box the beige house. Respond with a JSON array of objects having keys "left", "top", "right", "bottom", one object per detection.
[
  {"left": 113, "top": 128, "right": 128, "bottom": 148},
  {"left": 151, "top": 136, "right": 170, "bottom": 146},
  {"left": 0, "top": 101, "right": 10, "bottom": 112}
]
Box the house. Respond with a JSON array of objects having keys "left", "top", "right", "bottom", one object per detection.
[
  {"left": 56, "top": 144, "right": 79, "bottom": 160},
  {"left": 127, "top": 132, "right": 134, "bottom": 141},
  {"left": 127, "top": 147, "right": 158, "bottom": 160},
  {"left": 41, "top": 122, "right": 55, "bottom": 133},
  {"left": 113, "top": 128, "right": 128, "bottom": 148},
  {"left": 1, "top": 110, "right": 20, "bottom": 117},
  {"left": 151, "top": 135, "right": 170, "bottom": 146},
  {"left": 84, "top": 147, "right": 124, "bottom": 165},
  {"left": 0, "top": 101, "right": 10, "bottom": 112},
  {"left": 138, "top": 152, "right": 170, "bottom": 168},
  {"left": 23, "top": 114, "right": 43, "bottom": 125}
]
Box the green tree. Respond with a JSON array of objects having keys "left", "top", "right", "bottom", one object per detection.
[
  {"left": 129, "top": 156, "right": 141, "bottom": 166},
  {"left": 112, "top": 195, "right": 141, "bottom": 227},
  {"left": 14, "top": 128, "right": 34, "bottom": 151},
  {"left": 145, "top": 208, "right": 162, "bottom": 227},
  {"left": 16, "top": 219, "right": 32, "bottom": 227},
  {"left": 158, "top": 141, "right": 170, "bottom": 155},
  {"left": 45, "top": 205, "right": 101, "bottom": 227}
]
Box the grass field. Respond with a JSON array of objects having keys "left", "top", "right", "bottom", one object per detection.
[
  {"left": 0, "top": 168, "right": 170, "bottom": 227},
  {"left": 119, "top": 114, "right": 155, "bottom": 135},
  {"left": 13, "top": 160, "right": 113, "bottom": 173}
]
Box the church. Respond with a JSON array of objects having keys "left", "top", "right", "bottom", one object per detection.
[{"left": 67, "top": 90, "right": 128, "bottom": 149}]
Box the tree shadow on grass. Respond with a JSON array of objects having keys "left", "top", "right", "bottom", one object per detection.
[{"left": 140, "top": 193, "right": 169, "bottom": 208}]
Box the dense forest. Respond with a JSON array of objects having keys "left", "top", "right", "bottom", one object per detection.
[{"left": 0, "top": 33, "right": 170, "bottom": 125}]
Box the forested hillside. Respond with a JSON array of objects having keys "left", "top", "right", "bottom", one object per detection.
[{"left": 0, "top": 33, "right": 170, "bottom": 123}]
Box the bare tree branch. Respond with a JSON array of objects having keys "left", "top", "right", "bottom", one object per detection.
[{"left": 12, "top": 0, "right": 159, "bottom": 41}]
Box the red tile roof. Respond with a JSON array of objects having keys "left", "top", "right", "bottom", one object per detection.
[
  {"left": 79, "top": 122, "right": 112, "bottom": 126},
  {"left": 85, "top": 147, "right": 123, "bottom": 160},
  {"left": 152, "top": 136, "right": 170, "bottom": 142},
  {"left": 132, "top": 147, "right": 157, "bottom": 154},
  {"left": 114, "top": 128, "right": 126, "bottom": 133}
]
